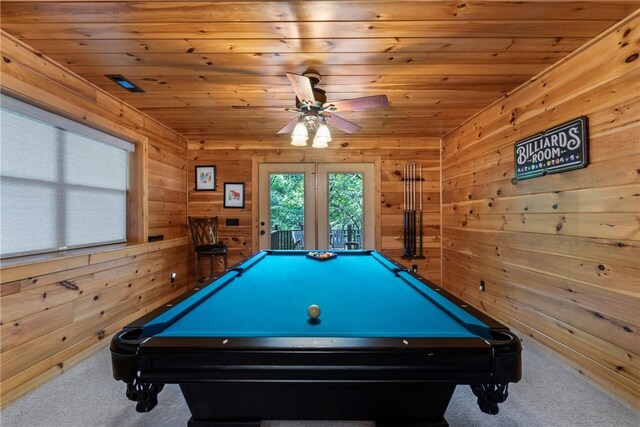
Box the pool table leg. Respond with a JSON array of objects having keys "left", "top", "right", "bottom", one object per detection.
[
  {"left": 188, "top": 418, "right": 446, "bottom": 427},
  {"left": 187, "top": 419, "right": 447, "bottom": 427}
]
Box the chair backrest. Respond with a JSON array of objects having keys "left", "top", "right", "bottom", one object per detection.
[{"left": 188, "top": 216, "right": 220, "bottom": 247}]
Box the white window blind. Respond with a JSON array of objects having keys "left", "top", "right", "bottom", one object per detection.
[{"left": 0, "top": 95, "right": 135, "bottom": 258}]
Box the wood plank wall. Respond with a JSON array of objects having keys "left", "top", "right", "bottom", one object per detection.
[
  {"left": 0, "top": 31, "right": 191, "bottom": 405},
  {"left": 188, "top": 139, "right": 442, "bottom": 283},
  {"left": 441, "top": 11, "right": 640, "bottom": 408},
  {"left": 0, "top": 241, "right": 190, "bottom": 405}
]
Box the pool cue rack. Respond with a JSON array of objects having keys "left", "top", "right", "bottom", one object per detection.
[{"left": 402, "top": 163, "right": 426, "bottom": 260}]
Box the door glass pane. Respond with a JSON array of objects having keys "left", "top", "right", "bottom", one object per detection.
[
  {"left": 269, "top": 173, "right": 305, "bottom": 249},
  {"left": 328, "top": 173, "right": 363, "bottom": 250}
]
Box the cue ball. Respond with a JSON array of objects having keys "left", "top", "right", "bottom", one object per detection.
[{"left": 307, "top": 304, "right": 321, "bottom": 320}]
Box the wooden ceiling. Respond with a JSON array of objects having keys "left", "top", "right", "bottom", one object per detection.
[{"left": 2, "top": 1, "right": 639, "bottom": 142}]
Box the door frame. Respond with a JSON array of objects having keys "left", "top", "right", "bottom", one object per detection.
[{"left": 252, "top": 154, "right": 382, "bottom": 252}]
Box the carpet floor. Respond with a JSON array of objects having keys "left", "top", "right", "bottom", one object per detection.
[{"left": 1, "top": 331, "right": 638, "bottom": 427}]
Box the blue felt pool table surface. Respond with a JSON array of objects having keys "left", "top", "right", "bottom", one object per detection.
[{"left": 142, "top": 250, "right": 490, "bottom": 340}]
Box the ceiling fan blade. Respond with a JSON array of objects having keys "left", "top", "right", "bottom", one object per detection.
[
  {"left": 276, "top": 117, "right": 300, "bottom": 135},
  {"left": 286, "top": 73, "right": 316, "bottom": 103},
  {"left": 326, "top": 113, "right": 361, "bottom": 134},
  {"left": 324, "top": 95, "right": 389, "bottom": 112},
  {"left": 232, "top": 106, "right": 291, "bottom": 111}
]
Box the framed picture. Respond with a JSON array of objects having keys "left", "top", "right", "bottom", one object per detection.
[
  {"left": 224, "top": 182, "right": 245, "bottom": 209},
  {"left": 195, "top": 165, "right": 216, "bottom": 191}
]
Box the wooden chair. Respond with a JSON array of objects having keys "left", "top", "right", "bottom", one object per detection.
[
  {"left": 292, "top": 229, "right": 305, "bottom": 249},
  {"left": 188, "top": 216, "right": 228, "bottom": 283}
]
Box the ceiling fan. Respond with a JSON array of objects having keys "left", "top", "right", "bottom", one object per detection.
[{"left": 233, "top": 71, "right": 389, "bottom": 147}]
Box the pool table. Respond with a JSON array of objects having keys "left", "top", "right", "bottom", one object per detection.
[{"left": 111, "top": 250, "right": 521, "bottom": 427}]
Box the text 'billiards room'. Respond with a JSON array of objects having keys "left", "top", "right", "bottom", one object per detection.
[{"left": 0, "top": 2, "right": 639, "bottom": 427}]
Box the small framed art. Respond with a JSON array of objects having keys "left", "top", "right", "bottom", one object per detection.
[
  {"left": 224, "top": 182, "right": 245, "bottom": 208},
  {"left": 195, "top": 165, "right": 216, "bottom": 191}
]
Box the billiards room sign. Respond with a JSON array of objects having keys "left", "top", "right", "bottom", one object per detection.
[{"left": 513, "top": 116, "right": 589, "bottom": 182}]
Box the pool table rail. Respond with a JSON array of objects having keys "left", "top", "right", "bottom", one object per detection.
[{"left": 112, "top": 324, "right": 521, "bottom": 417}]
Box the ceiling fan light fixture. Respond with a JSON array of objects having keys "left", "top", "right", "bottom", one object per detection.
[
  {"left": 263, "top": 72, "right": 387, "bottom": 146},
  {"left": 312, "top": 123, "right": 331, "bottom": 149},
  {"left": 290, "top": 120, "right": 309, "bottom": 146}
]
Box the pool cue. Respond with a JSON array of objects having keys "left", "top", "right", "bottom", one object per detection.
[
  {"left": 412, "top": 163, "right": 417, "bottom": 257},
  {"left": 408, "top": 163, "right": 412, "bottom": 257},
  {"left": 409, "top": 163, "right": 413, "bottom": 256},
  {"left": 408, "top": 163, "right": 411, "bottom": 257},
  {"left": 403, "top": 163, "right": 408, "bottom": 257},
  {"left": 419, "top": 163, "right": 424, "bottom": 258},
  {"left": 409, "top": 163, "right": 414, "bottom": 257},
  {"left": 406, "top": 163, "right": 411, "bottom": 257},
  {"left": 407, "top": 163, "right": 412, "bottom": 257}
]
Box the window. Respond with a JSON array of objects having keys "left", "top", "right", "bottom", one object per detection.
[{"left": 0, "top": 94, "right": 135, "bottom": 258}]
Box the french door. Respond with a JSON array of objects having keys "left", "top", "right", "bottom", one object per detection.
[
  {"left": 258, "top": 163, "right": 316, "bottom": 250},
  {"left": 258, "top": 163, "right": 374, "bottom": 250}
]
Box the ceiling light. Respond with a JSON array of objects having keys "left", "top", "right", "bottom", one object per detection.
[
  {"left": 312, "top": 122, "right": 331, "bottom": 149},
  {"left": 290, "top": 119, "right": 308, "bottom": 146},
  {"left": 105, "top": 74, "right": 145, "bottom": 93}
]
